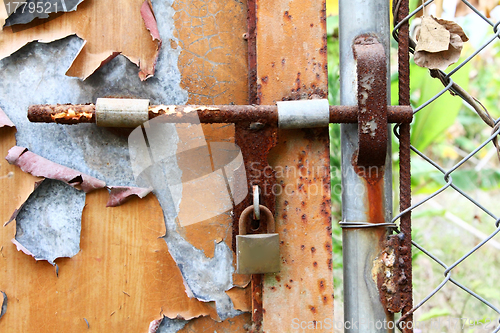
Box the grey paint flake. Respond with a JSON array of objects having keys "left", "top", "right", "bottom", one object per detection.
[
  {"left": 4, "top": 0, "right": 85, "bottom": 27},
  {"left": 141, "top": 160, "right": 240, "bottom": 321},
  {"left": 13, "top": 179, "right": 85, "bottom": 265},
  {"left": 0, "top": 291, "right": 7, "bottom": 321},
  {"left": 150, "top": 316, "right": 188, "bottom": 333}
]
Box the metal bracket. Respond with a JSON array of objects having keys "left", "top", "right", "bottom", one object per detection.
[
  {"left": 353, "top": 35, "right": 388, "bottom": 167},
  {"left": 95, "top": 98, "right": 150, "bottom": 128},
  {"left": 277, "top": 99, "right": 330, "bottom": 129}
]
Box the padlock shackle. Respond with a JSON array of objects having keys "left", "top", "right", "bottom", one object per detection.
[{"left": 239, "top": 205, "right": 275, "bottom": 235}]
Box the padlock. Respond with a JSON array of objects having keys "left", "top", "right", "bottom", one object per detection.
[{"left": 236, "top": 205, "right": 280, "bottom": 274}]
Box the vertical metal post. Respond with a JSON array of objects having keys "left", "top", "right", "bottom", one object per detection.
[{"left": 339, "top": 0, "right": 393, "bottom": 332}]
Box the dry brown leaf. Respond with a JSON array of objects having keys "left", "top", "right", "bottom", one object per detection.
[
  {"left": 434, "top": 17, "right": 469, "bottom": 43},
  {"left": 415, "top": 16, "right": 451, "bottom": 53},
  {"left": 414, "top": 16, "right": 468, "bottom": 71}
]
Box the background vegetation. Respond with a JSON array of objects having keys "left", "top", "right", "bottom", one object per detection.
[{"left": 327, "top": 1, "right": 500, "bottom": 331}]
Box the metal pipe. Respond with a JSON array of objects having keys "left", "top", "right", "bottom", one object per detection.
[
  {"left": 27, "top": 104, "right": 412, "bottom": 126},
  {"left": 340, "top": 0, "right": 394, "bottom": 332}
]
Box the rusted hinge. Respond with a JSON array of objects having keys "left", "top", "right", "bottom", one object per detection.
[{"left": 354, "top": 34, "right": 388, "bottom": 167}]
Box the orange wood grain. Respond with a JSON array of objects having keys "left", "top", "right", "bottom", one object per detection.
[
  {"left": 0, "top": 0, "right": 253, "bottom": 330},
  {"left": 0, "top": 126, "right": 218, "bottom": 331},
  {"left": 0, "top": 0, "right": 159, "bottom": 80}
]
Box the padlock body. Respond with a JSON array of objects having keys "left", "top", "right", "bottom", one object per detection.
[{"left": 236, "top": 234, "right": 280, "bottom": 274}]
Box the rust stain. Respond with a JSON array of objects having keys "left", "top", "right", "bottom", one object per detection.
[
  {"left": 353, "top": 154, "right": 385, "bottom": 224},
  {"left": 173, "top": 0, "right": 248, "bottom": 105},
  {"left": 256, "top": 0, "right": 328, "bottom": 104},
  {"left": 51, "top": 110, "right": 94, "bottom": 122},
  {"left": 247, "top": 0, "right": 258, "bottom": 104},
  {"left": 264, "top": 128, "right": 333, "bottom": 332},
  {"left": 232, "top": 121, "right": 278, "bottom": 330},
  {"left": 28, "top": 104, "right": 96, "bottom": 125}
]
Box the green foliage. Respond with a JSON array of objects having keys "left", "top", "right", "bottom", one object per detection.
[
  {"left": 410, "top": 61, "right": 471, "bottom": 151},
  {"left": 327, "top": 15, "right": 341, "bottom": 209},
  {"left": 418, "top": 307, "right": 452, "bottom": 322},
  {"left": 327, "top": 14, "right": 343, "bottom": 296}
]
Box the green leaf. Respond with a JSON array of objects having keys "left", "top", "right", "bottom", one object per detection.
[
  {"left": 411, "top": 60, "right": 471, "bottom": 151},
  {"left": 429, "top": 169, "right": 500, "bottom": 191},
  {"left": 418, "top": 307, "right": 451, "bottom": 322}
]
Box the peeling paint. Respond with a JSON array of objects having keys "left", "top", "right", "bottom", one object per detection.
[
  {"left": 149, "top": 316, "right": 188, "bottom": 333},
  {"left": 106, "top": 186, "right": 152, "bottom": 207},
  {"left": 4, "top": 0, "right": 85, "bottom": 27},
  {"left": 0, "top": 0, "right": 164, "bottom": 80},
  {"left": 137, "top": 154, "right": 241, "bottom": 320},
  {"left": 51, "top": 108, "right": 93, "bottom": 122},
  {"left": 0, "top": 0, "right": 252, "bottom": 329},
  {"left": 0, "top": 0, "right": 187, "bottom": 191},
  {"left": 0, "top": 107, "right": 14, "bottom": 128},
  {"left": 13, "top": 179, "right": 85, "bottom": 265},
  {"left": 0, "top": 291, "right": 7, "bottom": 321},
  {"left": 6, "top": 146, "right": 106, "bottom": 192},
  {"left": 140, "top": 0, "right": 162, "bottom": 80},
  {"left": 361, "top": 118, "right": 378, "bottom": 138},
  {"left": 225, "top": 286, "right": 251, "bottom": 312}
]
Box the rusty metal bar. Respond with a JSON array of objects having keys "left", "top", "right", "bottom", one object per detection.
[
  {"left": 396, "top": 0, "right": 414, "bottom": 331},
  {"left": 27, "top": 104, "right": 412, "bottom": 125},
  {"left": 340, "top": 0, "right": 394, "bottom": 332}
]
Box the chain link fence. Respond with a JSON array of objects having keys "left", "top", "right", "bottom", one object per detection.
[{"left": 393, "top": 0, "right": 500, "bottom": 331}]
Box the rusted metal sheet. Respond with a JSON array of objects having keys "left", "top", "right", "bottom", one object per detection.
[
  {"left": 28, "top": 103, "right": 412, "bottom": 125},
  {"left": 173, "top": 0, "right": 248, "bottom": 106},
  {"left": 255, "top": 0, "right": 334, "bottom": 331},
  {"left": 266, "top": 129, "right": 333, "bottom": 331},
  {"left": 255, "top": 0, "right": 328, "bottom": 103}
]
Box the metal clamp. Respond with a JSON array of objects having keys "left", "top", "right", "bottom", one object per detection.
[
  {"left": 277, "top": 99, "right": 330, "bottom": 129},
  {"left": 353, "top": 35, "right": 388, "bottom": 167},
  {"left": 96, "top": 98, "right": 150, "bottom": 128}
]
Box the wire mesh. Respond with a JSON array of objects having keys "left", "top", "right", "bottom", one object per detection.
[{"left": 393, "top": 0, "right": 500, "bottom": 331}]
